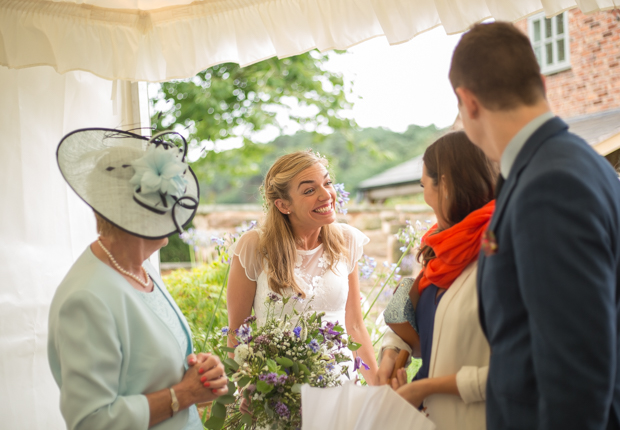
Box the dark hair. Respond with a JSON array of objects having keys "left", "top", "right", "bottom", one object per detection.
[
  {"left": 449, "top": 22, "right": 545, "bottom": 110},
  {"left": 417, "top": 131, "right": 496, "bottom": 266}
]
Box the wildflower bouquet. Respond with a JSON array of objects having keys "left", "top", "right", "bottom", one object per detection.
[{"left": 205, "top": 294, "right": 363, "bottom": 430}]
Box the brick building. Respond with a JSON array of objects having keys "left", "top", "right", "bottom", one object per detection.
[
  {"left": 359, "top": 9, "right": 620, "bottom": 202},
  {"left": 515, "top": 9, "right": 620, "bottom": 166}
]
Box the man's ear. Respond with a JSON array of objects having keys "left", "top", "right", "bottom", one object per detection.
[
  {"left": 274, "top": 199, "right": 290, "bottom": 215},
  {"left": 455, "top": 87, "right": 481, "bottom": 120},
  {"left": 541, "top": 74, "right": 548, "bottom": 96}
]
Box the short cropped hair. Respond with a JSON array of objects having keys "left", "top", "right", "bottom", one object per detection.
[{"left": 449, "top": 22, "right": 546, "bottom": 111}]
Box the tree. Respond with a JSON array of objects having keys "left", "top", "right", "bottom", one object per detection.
[{"left": 151, "top": 51, "right": 354, "bottom": 186}]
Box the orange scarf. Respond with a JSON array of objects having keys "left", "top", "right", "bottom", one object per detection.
[{"left": 417, "top": 200, "right": 496, "bottom": 295}]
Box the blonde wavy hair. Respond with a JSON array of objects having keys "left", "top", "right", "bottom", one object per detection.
[{"left": 259, "top": 150, "right": 347, "bottom": 297}]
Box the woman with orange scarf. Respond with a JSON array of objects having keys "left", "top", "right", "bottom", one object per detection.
[{"left": 378, "top": 131, "right": 496, "bottom": 430}]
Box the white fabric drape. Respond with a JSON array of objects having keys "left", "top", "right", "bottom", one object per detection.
[
  {"left": 0, "top": 65, "right": 125, "bottom": 430},
  {"left": 1, "top": 0, "right": 617, "bottom": 82}
]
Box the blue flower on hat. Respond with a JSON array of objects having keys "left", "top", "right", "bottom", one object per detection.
[{"left": 129, "top": 145, "right": 188, "bottom": 199}]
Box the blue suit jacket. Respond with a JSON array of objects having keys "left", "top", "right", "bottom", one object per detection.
[{"left": 477, "top": 117, "right": 620, "bottom": 430}]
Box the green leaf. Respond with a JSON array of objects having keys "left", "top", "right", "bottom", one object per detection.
[
  {"left": 257, "top": 380, "right": 274, "bottom": 394},
  {"left": 291, "top": 383, "right": 302, "bottom": 394},
  {"left": 266, "top": 359, "right": 278, "bottom": 373},
  {"left": 204, "top": 416, "right": 225, "bottom": 430},
  {"left": 275, "top": 357, "right": 294, "bottom": 368},
  {"left": 228, "top": 380, "right": 236, "bottom": 393},
  {"left": 211, "top": 401, "right": 227, "bottom": 419},
  {"left": 241, "top": 414, "right": 253, "bottom": 426},
  {"left": 298, "top": 363, "right": 310, "bottom": 375},
  {"left": 292, "top": 362, "right": 300, "bottom": 376},
  {"left": 333, "top": 326, "right": 344, "bottom": 333},
  {"left": 348, "top": 341, "right": 362, "bottom": 352},
  {"left": 221, "top": 346, "right": 236, "bottom": 353},
  {"left": 224, "top": 358, "right": 239, "bottom": 371},
  {"left": 216, "top": 394, "right": 236, "bottom": 405},
  {"left": 237, "top": 376, "right": 251, "bottom": 387}
]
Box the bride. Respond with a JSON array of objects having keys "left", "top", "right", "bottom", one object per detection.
[{"left": 226, "top": 150, "right": 378, "bottom": 385}]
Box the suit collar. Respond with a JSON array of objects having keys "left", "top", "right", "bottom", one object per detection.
[
  {"left": 500, "top": 112, "right": 555, "bottom": 178},
  {"left": 488, "top": 116, "right": 569, "bottom": 233}
]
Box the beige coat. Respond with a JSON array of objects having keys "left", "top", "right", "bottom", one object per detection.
[{"left": 382, "top": 262, "right": 489, "bottom": 430}]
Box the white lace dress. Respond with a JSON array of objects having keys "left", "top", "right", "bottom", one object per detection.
[{"left": 231, "top": 223, "right": 369, "bottom": 375}]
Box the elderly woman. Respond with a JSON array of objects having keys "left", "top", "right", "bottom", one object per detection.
[
  {"left": 48, "top": 129, "right": 227, "bottom": 430},
  {"left": 227, "top": 150, "right": 378, "bottom": 385}
]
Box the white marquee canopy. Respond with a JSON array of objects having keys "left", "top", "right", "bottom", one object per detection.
[
  {"left": 1, "top": 0, "right": 617, "bottom": 82},
  {"left": 0, "top": 0, "right": 616, "bottom": 429}
]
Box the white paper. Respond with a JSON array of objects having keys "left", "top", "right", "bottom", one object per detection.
[{"left": 302, "top": 383, "right": 436, "bottom": 430}]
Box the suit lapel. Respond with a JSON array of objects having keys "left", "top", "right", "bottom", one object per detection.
[{"left": 487, "top": 117, "right": 568, "bottom": 234}]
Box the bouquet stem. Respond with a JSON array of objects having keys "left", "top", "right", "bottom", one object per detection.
[{"left": 202, "top": 263, "right": 231, "bottom": 352}]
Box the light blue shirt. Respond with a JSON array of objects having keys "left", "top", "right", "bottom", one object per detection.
[
  {"left": 48, "top": 247, "right": 203, "bottom": 430},
  {"left": 500, "top": 111, "right": 555, "bottom": 179}
]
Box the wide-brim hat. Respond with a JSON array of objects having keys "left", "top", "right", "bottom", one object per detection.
[{"left": 57, "top": 128, "right": 200, "bottom": 239}]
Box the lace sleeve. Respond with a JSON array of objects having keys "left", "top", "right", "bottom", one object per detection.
[
  {"left": 339, "top": 223, "right": 370, "bottom": 274},
  {"left": 229, "top": 230, "right": 264, "bottom": 281}
]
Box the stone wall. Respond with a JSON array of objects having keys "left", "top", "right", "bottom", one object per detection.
[
  {"left": 515, "top": 9, "right": 620, "bottom": 118},
  {"left": 193, "top": 204, "right": 435, "bottom": 267}
]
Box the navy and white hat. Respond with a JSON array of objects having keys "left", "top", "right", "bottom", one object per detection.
[{"left": 57, "top": 128, "right": 199, "bottom": 239}]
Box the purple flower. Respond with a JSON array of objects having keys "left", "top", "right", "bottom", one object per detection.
[
  {"left": 326, "top": 363, "right": 335, "bottom": 372},
  {"left": 268, "top": 292, "right": 281, "bottom": 302},
  {"left": 274, "top": 401, "right": 290, "bottom": 419},
  {"left": 277, "top": 374, "right": 288, "bottom": 385},
  {"left": 254, "top": 335, "right": 270, "bottom": 346},
  {"left": 308, "top": 339, "right": 320, "bottom": 353},
  {"left": 293, "top": 326, "right": 302, "bottom": 338},
  {"left": 353, "top": 356, "right": 370, "bottom": 372},
  {"left": 244, "top": 316, "right": 257, "bottom": 324},
  {"left": 236, "top": 324, "right": 252, "bottom": 343},
  {"left": 259, "top": 372, "right": 279, "bottom": 385}
]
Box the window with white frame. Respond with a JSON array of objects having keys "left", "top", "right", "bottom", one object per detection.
[{"left": 528, "top": 12, "right": 570, "bottom": 74}]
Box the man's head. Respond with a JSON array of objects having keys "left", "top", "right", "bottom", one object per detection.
[
  {"left": 450, "top": 22, "right": 545, "bottom": 110},
  {"left": 449, "top": 22, "right": 548, "bottom": 157}
]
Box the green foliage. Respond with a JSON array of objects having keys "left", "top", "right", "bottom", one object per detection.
[
  {"left": 199, "top": 124, "right": 442, "bottom": 204},
  {"left": 151, "top": 51, "right": 354, "bottom": 185},
  {"left": 163, "top": 262, "right": 229, "bottom": 353},
  {"left": 160, "top": 230, "right": 191, "bottom": 262}
]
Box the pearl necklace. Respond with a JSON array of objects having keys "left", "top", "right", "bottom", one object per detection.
[{"left": 97, "top": 238, "right": 151, "bottom": 290}]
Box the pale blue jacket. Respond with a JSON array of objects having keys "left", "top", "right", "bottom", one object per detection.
[{"left": 48, "top": 247, "right": 201, "bottom": 430}]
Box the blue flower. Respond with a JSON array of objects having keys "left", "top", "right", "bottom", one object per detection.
[
  {"left": 130, "top": 145, "right": 188, "bottom": 200},
  {"left": 236, "top": 324, "right": 252, "bottom": 343},
  {"left": 308, "top": 339, "right": 320, "bottom": 353},
  {"left": 221, "top": 327, "right": 229, "bottom": 336},
  {"left": 326, "top": 363, "right": 336, "bottom": 372},
  {"left": 211, "top": 235, "right": 225, "bottom": 246},
  {"left": 334, "top": 183, "right": 350, "bottom": 214},
  {"left": 293, "top": 326, "right": 302, "bottom": 338}
]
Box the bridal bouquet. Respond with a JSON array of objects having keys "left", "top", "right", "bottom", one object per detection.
[{"left": 205, "top": 293, "right": 363, "bottom": 430}]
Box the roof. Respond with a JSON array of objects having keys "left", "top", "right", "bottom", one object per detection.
[
  {"left": 566, "top": 109, "right": 620, "bottom": 147},
  {"left": 357, "top": 155, "right": 424, "bottom": 191}
]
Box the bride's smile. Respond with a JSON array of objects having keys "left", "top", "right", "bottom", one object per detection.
[{"left": 275, "top": 163, "right": 338, "bottom": 232}]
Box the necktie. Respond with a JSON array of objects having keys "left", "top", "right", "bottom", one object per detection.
[{"left": 495, "top": 174, "right": 505, "bottom": 199}]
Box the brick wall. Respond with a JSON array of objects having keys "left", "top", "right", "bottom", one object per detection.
[{"left": 515, "top": 9, "right": 620, "bottom": 119}]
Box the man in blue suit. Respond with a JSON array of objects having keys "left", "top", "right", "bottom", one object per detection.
[{"left": 449, "top": 22, "right": 620, "bottom": 429}]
